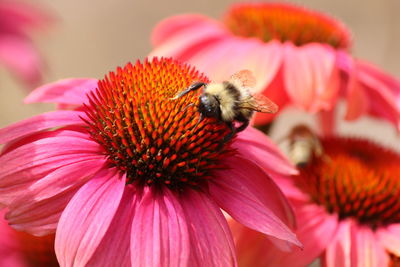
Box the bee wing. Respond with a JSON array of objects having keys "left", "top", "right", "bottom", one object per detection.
[
  {"left": 229, "top": 69, "right": 256, "bottom": 89},
  {"left": 239, "top": 94, "right": 279, "bottom": 114}
]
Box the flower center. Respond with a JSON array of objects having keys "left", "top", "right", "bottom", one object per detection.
[
  {"left": 389, "top": 253, "right": 400, "bottom": 267},
  {"left": 84, "top": 58, "right": 232, "bottom": 190},
  {"left": 15, "top": 232, "right": 58, "bottom": 267},
  {"left": 296, "top": 137, "right": 400, "bottom": 228},
  {"left": 223, "top": 3, "right": 351, "bottom": 49}
]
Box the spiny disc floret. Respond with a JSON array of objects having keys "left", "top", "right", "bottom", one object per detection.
[
  {"left": 297, "top": 138, "right": 400, "bottom": 228},
  {"left": 83, "top": 58, "right": 232, "bottom": 190},
  {"left": 224, "top": 3, "right": 351, "bottom": 49}
]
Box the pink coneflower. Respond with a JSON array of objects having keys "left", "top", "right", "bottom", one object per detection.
[
  {"left": 231, "top": 129, "right": 400, "bottom": 267},
  {"left": 150, "top": 3, "right": 400, "bottom": 131},
  {"left": 0, "top": 58, "right": 300, "bottom": 266},
  {"left": 0, "top": 0, "right": 52, "bottom": 87},
  {"left": 0, "top": 210, "right": 58, "bottom": 267}
]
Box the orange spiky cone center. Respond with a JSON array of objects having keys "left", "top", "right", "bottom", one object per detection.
[
  {"left": 84, "top": 58, "right": 232, "bottom": 190},
  {"left": 296, "top": 137, "right": 400, "bottom": 228},
  {"left": 14, "top": 232, "right": 58, "bottom": 267},
  {"left": 389, "top": 253, "right": 400, "bottom": 267},
  {"left": 224, "top": 3, "right": 351, "bottom": 49}
]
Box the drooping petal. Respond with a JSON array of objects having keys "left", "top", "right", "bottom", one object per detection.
[
  {"left": 87, "top": 186, "right": 137, "bottom": 267},
  {"left": 350, "top": 225, "right": 389, "bottom": 267},
  {"left": 210, "top": 156, "right": 300, "bottom": 246},
  {"left": 0, "top": 0, "right": 53, "bottom": 34},
  {"left": 5, "top": 158, "right": 106, "bottom": 235},
  {"left": 233, "top": 203, "right": 337, "bottom": 267},
  {"left": 0, "top": 133, "right": 102, "bottom": 206},
  {"left": 234, "top": 127, "right": 298, "bottom": 177},
  {"left": 182, "top": 38, "right": 282, "bottom": 91},
  {"left": 352, "top": 60, "right": 400, "bottom": 129},
  {"left": 152, "top": 14, "right": 222, "bottom": 46},
  {"left": 150, "top": 15, "right": 227, "bottom": 60},
  {"left": 344, "top": 79, "right": 369, "bottom": 121},
  {"left": 25, "top": 78, "right": 98, "bottom": 105},
  {"left": 283, "top": 43, "right": 339, "bottom": 112},
  {"left": 322, "top": 220, "right": 352, "bottom": 267},
  {"left": 318, "top": 109, "right": 337, "bottom": 137},
  {"left": 0, "top": 110, "right": 87, "bottom": 144},
  {"left": 130, "top": 187, "right": 190, "bottom": 267},
  {"left": 55, "top": 168, "right": 126, "bottom": 267},
  {"left": 0, "top": 35, "right": 42, "bottom": 86},
  {"left": 180, "top": 189, "right": 237, "bottom": 267},
  {"left": 376, "top": 224, "right": 400, "bottom": 256}
]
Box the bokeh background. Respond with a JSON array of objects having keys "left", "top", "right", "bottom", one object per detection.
[{"left": 1, "top": 0, "right": 399, "bottom": 147}]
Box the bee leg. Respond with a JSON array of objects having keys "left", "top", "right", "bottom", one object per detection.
[
  {"left": 182, "top": 102, "right": 195, "bottom": 112},
  {"left": 235, "top": 120, "right": 249, "bottom": 133},
  {"left": 222, "top": 122, "right": 236, "bottom": 143},
  {"left": 171, "top": 82, "right": 207, "bottom": 100},
  {"left": 193, "top": 113, "right": 204, "bottom": 130}
]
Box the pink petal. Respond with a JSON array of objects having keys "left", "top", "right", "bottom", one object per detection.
[
  {"left": 0, "top": 210, "right": 26, "bottom": 267},
  {"left": 234, "top": 127, "right": 298, "bottom": 176},
  {"left": 376, "top": 224, "right": 400, "bottom": 256},
  {"left": 344, "top": 78, "right": 369, "bottom": 121},
  {"left": 7, "top": 187, "right": 80, "bottom": 236},
  {"left": 25, "top": 78, "right": 98, "bottom": 105},
  {"left": 0, "top": 133, "right": 101, "bottom": 188},
  {"left": 150, "top": 15, "right": 226, "bottom": 60},
  {"left": 151, "top": 14, "right": 219, "bottom": 46},
  {"left": 55, "top": 168, "right": 126, "bottom": 267},
  {"left": 283, "top": 43, "right": 339, "bottom": 112},
  {"left": 0, "top": 110, "right": 87, "bottom": 144},
  {"left": 0, "top": 0, "right": 53, "bottom": 33},
  {"left": 210, "top": 156, "right": 300, "bottom": 247},
  {"left": 269, "top": 204, "right": 337, "bottom": 266},
  {"left": 0, "top": 35, "right": 42, "bottom": 86},
  {"left": 87, "top": 186, "right": 137, "bottom": 267},
  {"left": 323, "top": 220, "right": 352, "bottom": 267},
  {"left": 0, "top": 134, "right": 102, "bottom": 209},
  {"left": 350, "top": 225, "right": 389, "bottom": 267},
  {"left": 185, "top": 38, "right": 282, "bottom": 92},
  {"left": 5, "top": 158, "right": 106, "bottom": 235},
  {"left": 270, "top": 174, "right": 309, "bottom": 201},
  {"left": 180, "top": 189, "right": 237, "bottom": 267},
  {"left": 233, "top": 204, "right": 337, "bottom": 267},
  {"left": 352, "top": 60, "right": 400, "bottom": 129},
  {"left": 252, "top": 68, "right": 291, "bottom": 125},
  {"left": 318, "top": 109, "right": 337, "bottom": 137},
  {"left": 130, "top": 187, "right": 190, "bottom": 267}
]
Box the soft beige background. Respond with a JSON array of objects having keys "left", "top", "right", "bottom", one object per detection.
[{"left": 1, "top": 0, "right": 399, "bottom": 147}]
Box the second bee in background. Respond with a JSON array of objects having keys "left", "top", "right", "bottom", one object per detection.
[{"left": 287, "top": 124, "right": 323, "bottom": 167}]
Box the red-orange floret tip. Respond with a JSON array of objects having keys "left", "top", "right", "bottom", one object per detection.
[
  {"left": 83, "top": 58, "right": 232, "bottom": 190},
  {"left": 15, "top": 231, "right": 58, "bottom": 266},
  {"left": 297, "top": 137, "right": 400, "bottom": 228},
  {"left": 224, "top": 2, "right": 351, "bottom": 49},
  {"left": 389, "top": 253, "right": 400, "bottom": 267}
]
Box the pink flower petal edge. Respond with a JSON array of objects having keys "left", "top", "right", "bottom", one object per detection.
[
  {"left": 130, "top": 187, "right": 190, "bottom": 267},
  {"left": 25, "top": 78, "right": 98, "bottom": 105},
  {"left": 55, "top": 168, "right": 126, "bottom": 267},
  {"left": 210, "top": 155, "right": 300, "bottom": 247}
]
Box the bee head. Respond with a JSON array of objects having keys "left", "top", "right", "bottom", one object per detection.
[{"left": 198, "top": 93, "right": 221, "bottom": 119}]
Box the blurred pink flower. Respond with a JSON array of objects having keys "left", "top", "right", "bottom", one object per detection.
[
  {"left": 0, "top": 210, "right": 58, "bottom": 267},
  {"left": 150, "top": 3, "right": 400, "bottom": 131},
  {"left": 231, "top": 133, "right": 400, "bottom": 267},
  {"left": 0, "top": 58, "right": 300, "bottom": 266},
  {"left": 0, "top": 0, "right": 53, "bottom": 87}
]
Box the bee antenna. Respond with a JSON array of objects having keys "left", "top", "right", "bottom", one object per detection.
[{"left": 170, "top": 82, "right": 207, "bottom": 100}]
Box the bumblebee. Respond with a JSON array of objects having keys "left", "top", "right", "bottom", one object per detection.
[{"left": 172, "top": 70, "right": 278, "bottom": 140}]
